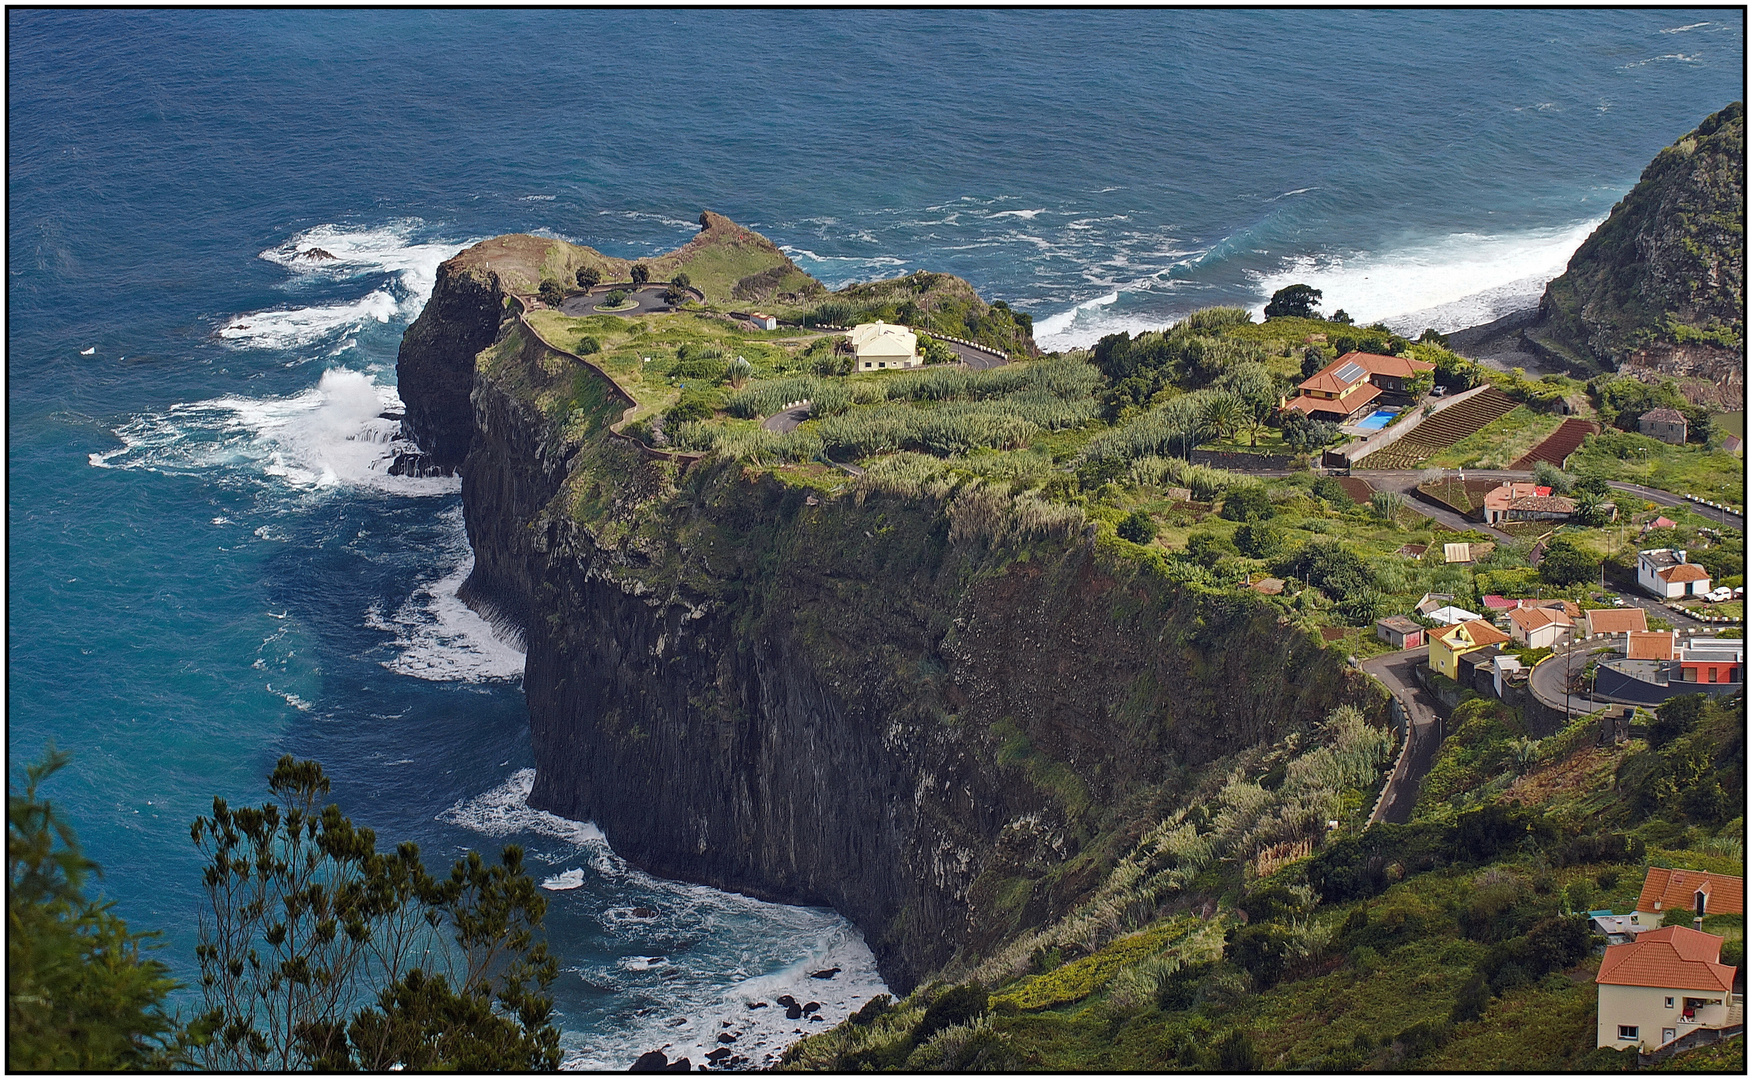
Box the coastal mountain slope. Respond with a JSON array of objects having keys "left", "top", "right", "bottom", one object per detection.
[{"left": 1528, "top": 102, "right": 1744, "bottom": 403}]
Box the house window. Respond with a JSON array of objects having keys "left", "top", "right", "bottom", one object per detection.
[
  {"left": 1618, "top": 1026, "right": 1639, "bottom": 1040},
  {"left": 1666, "top": 997, "right": 1675, "bottom": 1008},
  {"left": 1709, "top": 667, "right": 1718, "bottom": 683}
]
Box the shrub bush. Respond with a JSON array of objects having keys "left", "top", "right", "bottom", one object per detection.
[
  {"left": 1117, "top": 510, "right": 1157, "bottom": 546},
  {"left": 913, "top": 984, "right": 988, "bottom": 1045},
  {"left": 576, "top": 335, "right": 601, "bottom": 355}
]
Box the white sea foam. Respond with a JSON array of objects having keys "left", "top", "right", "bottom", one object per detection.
[
  {"left": 90, "top": 368, "right": 459, "bottom": 497},
  {"left": 1247, "top": 217, "right": 1605, "bottom": 334},
  {"left": 441, "top": 770, "right": 889, "bottom": 1071},
  {"left": 1662, "top": 21, "right": 1712, "bottom": 32},
  {"left": 543, "top": 869, "right": 588, "bottom": 891},
  {"left": 218, "top": 221, "right": 468, "bottom": 350},
  {"left": 439, "top": 768, "right": 607, "bottom": 850},
  {"left": 989, "top": 208, "right": 1047, "bottom": 219},
  {"left": 365, "top": 506, "right": 526, "bottom": 683}
]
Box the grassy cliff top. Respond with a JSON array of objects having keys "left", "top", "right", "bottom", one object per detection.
[{"left": 446, "top": 212, "right": 823, "bottom": 306}]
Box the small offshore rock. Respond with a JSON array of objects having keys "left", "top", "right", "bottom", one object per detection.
[
  {"left": 632, "top": 907, "right": 658, "bottom": 918},
  {"left": 746, "top": 1000, "right": 767, "bottom": 1009},
  {"left": 717, "top": 1032, "right": 737, "bottom": 1044},
  {"left": 705, "top": 1048, "right": 731, "bottom": 1061},
  {"left": 666, "top": 1058, "right": 691, "bottom": 1072},
  {"left": 630, "top": 1050, "right": 670, "bottom": 1072},
  {"left": 775, "top": 994, "right": 798, "bottom": 1009},
  {"left": 802, "top": 1002, "right": 820, "bottom": 1014},
  {"left": 785, "top": 1005, "right": 803, "bottom": 1020},
  {"left": 298, "top": 247, "right": 338, "bottom": 261},
  {"left": 809, "top": 967, "right": 841, "bottom": 980}
]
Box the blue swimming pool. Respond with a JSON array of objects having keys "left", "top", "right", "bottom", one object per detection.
[{"left": 1358, "top": 409, "right": 1398, "bottom": 432}]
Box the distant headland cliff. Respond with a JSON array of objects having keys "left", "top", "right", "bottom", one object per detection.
[{"left": 1528, "top": 101, "right": 1745, "bottom": 408}]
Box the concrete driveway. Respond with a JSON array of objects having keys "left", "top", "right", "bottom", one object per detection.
[{"left": 1361, "top": 647, "right": 1445, "bottom": 824}]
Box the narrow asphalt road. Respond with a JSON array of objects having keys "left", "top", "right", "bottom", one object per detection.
[
  {"left": 1360, "top": 648, "right": 1445, "bottom": 824},
  {"left": 761, "top": 405, "right": 809, "bottom": 433},
  {"left": 1527, "top": 643, "right": 1614, "bottom": 720}
]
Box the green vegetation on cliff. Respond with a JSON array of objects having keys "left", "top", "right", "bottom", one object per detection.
[
  {"left": 782, "top": 692, "right": 1743, "bottom": 1072},
  {"left": 1534, "top": 102, "right": 1745, "bottom": 367}
]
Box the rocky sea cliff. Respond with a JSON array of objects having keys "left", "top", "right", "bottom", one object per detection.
[{"left": 394, "top": 230, "right": 1381, "bottom": 991}]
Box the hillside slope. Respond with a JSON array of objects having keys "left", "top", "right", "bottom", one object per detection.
[{"left": 1529, "top": 102, "right": 1744, "bottom": 404}]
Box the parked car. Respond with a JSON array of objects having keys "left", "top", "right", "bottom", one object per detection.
[{"left": 1705, "top": 586, "right": 1734, "bottom": 602}]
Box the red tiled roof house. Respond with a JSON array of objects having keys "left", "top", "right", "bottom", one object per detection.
[
  {"left": 1580, "top": 607, "right": 1648, "bottom": 637},
  {"left": 1281, "top": 351, "right": 1434, "bottom": 424},
  {"left": 1506, "top": 605, "right": 1573, "bottom": 649},
  {"left": 1595, "top": 926, "right": 1737, "bottom": 1051},
  {"left": 1638, "top": 549, "right": 1711, "bottom": 599}
]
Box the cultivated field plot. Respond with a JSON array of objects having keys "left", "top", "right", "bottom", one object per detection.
[
  {"left": 1355, "top": 388, "right": 1518, "bottom": 469},
  {"left": 1510, "top": 418, "right": 1599, "bottom": 470}
]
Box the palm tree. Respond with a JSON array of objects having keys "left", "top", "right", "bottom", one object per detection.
[{"left": 1200, "top": 392, "right": 1245, "bottom": 443}]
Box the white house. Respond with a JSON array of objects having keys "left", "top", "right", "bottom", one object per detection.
[
  {"left": 1595, "top": 926, "right": 1737, "bottom": 1052},
  {"left": 1505, "top": 605, "right": 1573, "bottom": 649},
  {"left": 749, "top": 312, "right": 777, "bottom": 330},
  {"left": 1425, "top": 605, "right": 1484, "bottom": 627},
  {"left": 1638, "top": 549, "right": 1711, "bottom": 599},
  {"left": 848, "top": 320, "right": 921, "bottom": 371}
]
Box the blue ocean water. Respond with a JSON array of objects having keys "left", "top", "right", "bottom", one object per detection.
[{"left": 8, "top": 8, "right": 1741, "bottom": 1066}]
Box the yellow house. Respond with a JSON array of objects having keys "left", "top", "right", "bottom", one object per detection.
[
  {"left": 1429, "top": 618, "right": 1511, "bottom": 680},
  {"left": 848, "top": 320, "right": 921, "bottom": 371}
]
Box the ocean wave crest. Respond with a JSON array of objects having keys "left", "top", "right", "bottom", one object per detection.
[
  {"left": 218, "top": 221, "right": 469, "bottom": 350},
  {"left": 88, "top": 367, "right": 459, "bottom": 496}
]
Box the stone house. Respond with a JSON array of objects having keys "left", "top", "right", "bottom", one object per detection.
[{"left": 1638, "top": 407, "right": 1688, "bottom": 445}]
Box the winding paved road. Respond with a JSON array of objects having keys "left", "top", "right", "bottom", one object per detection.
[{"left": 1361, "top": 648, "right": 1446, "bottom": 824}]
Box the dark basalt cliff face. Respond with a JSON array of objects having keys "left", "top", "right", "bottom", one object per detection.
[
  {"left": 1529, "top": 102, "right": 1745, "bottom": 404},
  {"left": 397, "top": 249, "right": 1376, "bottom": 992}
]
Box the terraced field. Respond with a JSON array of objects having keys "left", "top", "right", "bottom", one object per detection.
[
  {"left": 1355, "top": 388, "right": 1518, "bottom": 469},
  {"left": 1510, "top": 418, "right": 1599, "bottom": 469}
]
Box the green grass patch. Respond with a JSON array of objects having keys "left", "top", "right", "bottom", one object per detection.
[
  {"left": 990, "top": 919, "right": 1189, "bottom": 1012},
  {"left": 1424, "top": 406, "right": 1566, "bottom": 469}
]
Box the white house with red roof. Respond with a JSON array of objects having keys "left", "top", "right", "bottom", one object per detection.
[
  {"left": 1638, "top": 549, "right": 1711, "bottom": 599},
  {"left": 1595, "top": 925, "right": 1738, "bottom": 1051}
]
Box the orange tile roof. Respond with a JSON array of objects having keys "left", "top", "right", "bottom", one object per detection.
[
  {"left": 1637, "top": 868, "right": 1744, "bottom": 918},
  {"left": 1626, "top": 630, "right": 1676, "bottom": 661},
  {"left": 1284, "top": 382, "right": 1381, "bottom": 415},
  {"left": 1597, "top": 926, "right": 1736, "bottom": 992},
  {"left": 1295, "top": 351, "right": 1431, "bottom": 396},
  {"left": 1440, "top": 618, "right": 1511, "bottom": 649},
  {"left": 1508, "top": 606, "right": 1571, "bottom": 633},
  {"left": 1585, "top": 608, "right": 1648, "bottom": 634},
  {"left": 1658, "top": 563, "right": 1711, "bottom": 583}
]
